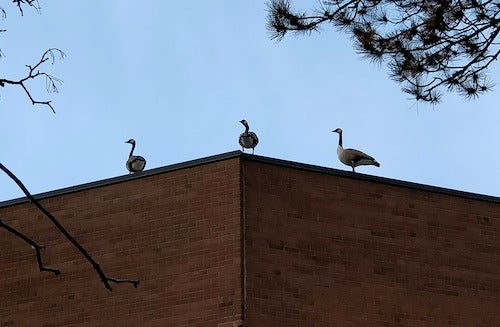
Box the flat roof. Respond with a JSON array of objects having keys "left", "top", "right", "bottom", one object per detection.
[{"left": 1, "top": 150, "right": 499, "bottom": 208}]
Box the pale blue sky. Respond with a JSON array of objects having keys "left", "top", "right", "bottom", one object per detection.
[{"left": 1, "top": 1, "right": 499, "bottom": 201}]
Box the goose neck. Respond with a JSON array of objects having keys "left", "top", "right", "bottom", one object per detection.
[{"left": 129, "top": 143, "right": 135, "bottom": 158}]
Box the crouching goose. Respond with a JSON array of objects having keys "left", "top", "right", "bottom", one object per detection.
[
  {"left": 239, "top": 119, "right": 259, "bottom": 154},
  {"left": 332, "top": 128, "right": 379, "bottom": 172},
  {"left": 125, "top": 139, "right": 146, "bottom": 173}
]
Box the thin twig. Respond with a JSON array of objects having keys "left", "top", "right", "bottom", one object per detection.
[
  {"left": 108, "top": 278, "right": 140, "bottom": 288},
  {"left": 0, "top": 163, "right": 139, "bottom": 290},
  {"left": 0, "top": 215, "right": 60, "bottom": 275},
  {"left": 0, "top": 48, "right": 64, "bottom": 113},
  {"left": 12, "top": 0, "right": 40, "bottom": 16}
]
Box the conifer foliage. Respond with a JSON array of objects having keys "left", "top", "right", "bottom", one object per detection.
[{"left": 267, "top": 0, "right": 500, "bottom": 103}]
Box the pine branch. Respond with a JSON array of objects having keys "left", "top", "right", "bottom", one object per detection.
[{"left": 266, "top": 0, "right": 500, "bottom": 103}]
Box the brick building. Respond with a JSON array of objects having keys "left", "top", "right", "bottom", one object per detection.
[{"left": 0, "top": 151, "right": 499, "bottom": 326}]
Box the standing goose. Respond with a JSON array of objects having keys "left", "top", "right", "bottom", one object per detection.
[
  {"left": 239, "top": 119, "right": 259, "bottom": 154},
  {"left": 125, "top": 139, "right": 146, "bottom": 173},
  {"left": 332, "top": 128, "right": 379, "bottom": 172}
]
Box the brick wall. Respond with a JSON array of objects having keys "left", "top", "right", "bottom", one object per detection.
[
  {"left": 0, "top": 158, "right": 243, "bottom": 327},
  {"left": 243, "top": 160, "right": 500, "bottom": 326},
  {"left": 1, "top": 153, "right": 499, "bottom": 326}
]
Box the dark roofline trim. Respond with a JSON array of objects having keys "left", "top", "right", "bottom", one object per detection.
[
  {"left": 242, "top": 153, "right": 500, "bottom": 204},
  {"left": 0, "top": 151, "right": 243, "bottom": 208},
  {"left": 1, "top": 151, "right": 499, "bottom": 208}
]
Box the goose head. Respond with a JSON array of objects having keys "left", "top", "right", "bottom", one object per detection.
[
  {"left": 240, "top": 119, "right": 249, "bottom": 128},
  {"left": 125, "top": 139, "right": 136, "bottom": 145},
  {"left": 332, "top": 128, "right": 342, "bottom": 134}
]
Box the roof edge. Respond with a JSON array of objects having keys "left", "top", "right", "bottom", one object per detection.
[
  {"left": 0, "top": 150, "right": 242, "bottom": 208},
  {"left": 1, "top": 151, "right": 499, "bottom": 207},
  {"left": 242, "top": 153, "right": 500, "bottom": 204}
]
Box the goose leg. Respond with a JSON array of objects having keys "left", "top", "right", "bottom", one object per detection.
[
  {"left": 351, "top": 162, "right": 355, "bottom": 173},
  {"left": 252, "top": 148, "right": 254, "bottom": 155}
]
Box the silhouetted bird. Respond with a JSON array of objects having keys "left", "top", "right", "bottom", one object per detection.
[
  {"left": 332, "top": 128, "right": 379, "bottom": 172},
  {"left": 125, "top": 139, "right": 146, "bottom": 173},
  {"left": 239, "top": 119, "right": 259, "bottom": 154}
]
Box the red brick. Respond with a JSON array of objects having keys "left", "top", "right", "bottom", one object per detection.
[
  {"left": 1, "top": 154, "right": 499, "bottom": 326},
  {"left": 0, "top": 158, "right": 242, "bottom": 326},
  {"left": 243, "top": 160, "right": 500, "bottom": 327}
]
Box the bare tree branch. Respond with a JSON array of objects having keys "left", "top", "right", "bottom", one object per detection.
[
  {"left": 0, "top": 215, "right": 61, "bottom": 275},
  {"left": 1, "top": 2, "right": 62, "bottom": 112},
  {"left": 12, "top": 0, "right": 41, "bottom": 16},
  {"left": 0, "top": 48, "right": 65, "bottom": 113},
  {"left": 0, "top": 163, "right": 140, "bottom": 291},
  {"left": 1, "top": 0, "right": 139, "bottom": 291},
  {"left": 1, "top": 8, "right": 7, "bottom": 57},
  {"left": 266, "top": 0, "right": 500, "bottom": 103}
]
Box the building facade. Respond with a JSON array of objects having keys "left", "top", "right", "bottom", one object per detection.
[{"left": 1, "top": 152, "right": 499, "bottom": 326}]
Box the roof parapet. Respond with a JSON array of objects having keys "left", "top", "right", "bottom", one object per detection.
[{"left": 1, "top": 151, "right": 499, "bottom": 207}]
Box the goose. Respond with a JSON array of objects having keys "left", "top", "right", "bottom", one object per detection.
[
  {"left": 125, "top": 139, "right": 146, "bottom": 173},
  {"left": 332, "top": 128, "right": 379, "bottom": 172},
  {"left": 239, "top": 119, "right": 259, "bottom": 154}
]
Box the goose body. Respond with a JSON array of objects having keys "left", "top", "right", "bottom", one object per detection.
[
  {"left": 239, "top": 119, "right": 259, "bottom": 154},
  {"left": 332, "top": 128, "right": 379, "bottom": 172},
  {"left": 125, "top": 139, "right": 146, "bottom": 173}
]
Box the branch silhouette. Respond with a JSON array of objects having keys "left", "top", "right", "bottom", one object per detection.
[
  {"left": 266, "top": 0, "right": 500, "bottom": 103},
  {"left": 0, "top": 215, "right": 60, "bottom": 275},
  {"left": 0, "top": 48, "right": 65, "bottom": 113},
  {"left": 0, "top": 163, "right": 140, "bottom": 290},
  {"left": 11, "top": 0, "right": 41, "bottom": 16},
  {"left": 1, "top": 0, "right": 139, "bottom": 291}
]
